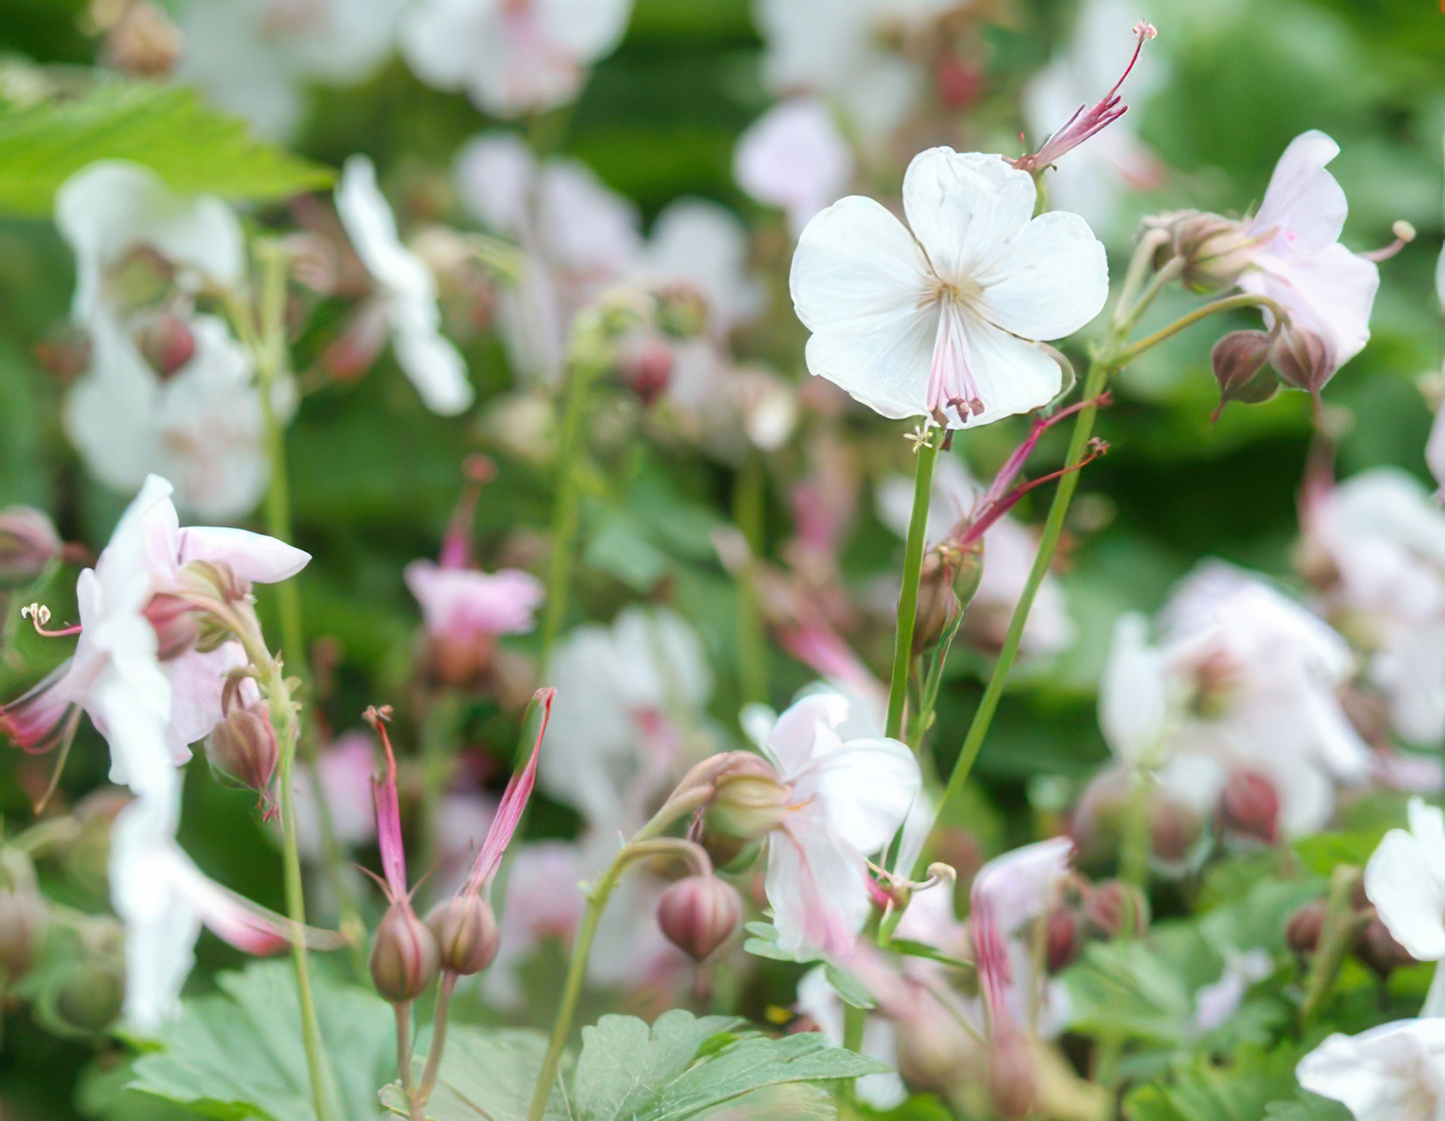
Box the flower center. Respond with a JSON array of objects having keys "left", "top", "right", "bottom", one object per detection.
[{"left": 924, "top": 281, "right": 986, "bottom": 427}]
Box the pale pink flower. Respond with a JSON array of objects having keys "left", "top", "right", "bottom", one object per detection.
[
  {"left": 734, "top": 97, "right": 854, "bottom": 237},
  {"left": 790, "top": 147, "right": 1108, "bottom": 429},
  {"left": 400, "top": 0, "right": 632, "bottom": 118},
  {"left": 1298, "top": 1019, "right": 1445, "bottom": 1121},
  {"left": 1236, "top": 131, "right": 1381, "bottom": 391},
  {"left": 755, "top": 692, "right": 920, "bottom": 955},
  {"left": 405, "top": 563, "right": 544, "bottom": 642}
]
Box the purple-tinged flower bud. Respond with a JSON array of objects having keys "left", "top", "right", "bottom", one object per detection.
[
  {"left": 0, "top": 506, "right": 62, "bottom": 586},
  {"left": 1354, "top": 917, "right": 1415, "bottom": 980},
  {"left": 1162, "top": 211, "right": 1259, "bottom": 292},
  {"left": 1286, "top": 900, "right": 1326, "bottom": 958},
  {"left": 1044, "top": 906, "right": 1082, "bottom": 973},
  {"left": 134, "top": 310, "right": 197, "bottom": 378},
  {"left": 33, "top": 323, "right": 92, "bottom": 382},
  {"left": 913, "top": 547, "right": 962, "bottom": 656},
  {"left": 143, "top": 593, "right": 202, "bottom": 660},
  {"left": 1210, "top": 330, "right": 1277, "bottom": 420},
  {"left": 205, "top": 701, "right": 280, "bottom": 805},
  {"left": 657, "top": 875, "right": 742, "bottom": 961},
  {"left": 0, "top": 888, "right": 46, "bottom": 980},
  {"left": 1083, "top": 880, "right": 1149, "bottom": 940},
  {"left": 370, "top": 902, "right": 441, "bottom": 1003},
  {"left": 617, "top": 334, "right": 674, "bottom": 408},
  {"left": 1217, "top": 770, "right": 1280, "bottom": 845},
  {"left": 426, "top": 895, "right": 500, "bottom": 976},
  {"left": 1269, "top": 325, "right": 1333, "bottom": 394}
]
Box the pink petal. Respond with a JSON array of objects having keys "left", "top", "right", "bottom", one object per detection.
[
  {"left": 176, "top": 525, "right": 311, "bottom": 584},
  {"left": 464, "top": 687, "right": 554, "bottom": 895}
]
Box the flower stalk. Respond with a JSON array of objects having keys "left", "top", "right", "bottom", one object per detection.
[{"left": 885, "top": 428, "right": 944, "bottom": 740}]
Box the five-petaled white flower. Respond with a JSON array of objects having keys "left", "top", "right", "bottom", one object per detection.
[
  {"left": 1298, "top": 1018, "right": 1445, "bottom": 1121},
  {"left": 789, "top": 146, "right": 1108, "bottom": 430},
  {"left": 335, "top": 156, "right": 475, "bottom": 415}
]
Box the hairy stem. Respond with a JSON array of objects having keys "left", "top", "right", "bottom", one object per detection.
[{"left": 885, "top": 430, "right": 943, "bottom": 740}]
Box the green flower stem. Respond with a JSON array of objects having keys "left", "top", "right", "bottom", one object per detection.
[
  {"left": 1110, "top": 292, "right": 1286, "bottom": 369},
  {"left": 394, "top": 1000, "right": 417, "bottom": 1114},
  {"left": 415, "top": 972, "right": 458, "bottom": 1109},
  {"left": 733, "top": 452, "right": 769, "bottom": 708},
  {"left": 1299, "top": 865, "right": 1369, "bottom": 1032},
  {"left": 1117, "top": 767, "right": 1153, "bottom": 929},
  {"left": 885, "top": 429, "right": 944, "bottom": 740}
]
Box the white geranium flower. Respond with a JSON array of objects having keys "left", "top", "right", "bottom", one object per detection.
[
  {"left": 335, "top": 156, "right": 474, "bottom": 415},
  {"left": 400, "top": 0, "right": 632, "bottom": 118},
  {"left": 734, "top": 97, "right": 854, "bottom": 237},
  {"left": 176, "top": 0, "right": 407, "bottom": 140},
  {"left": 1365, "top": 797, "right": 1445, "bottom": 1015},
  {"left": 1098, "top": 611, "right": 1171, "bottom": 768},
  {"left": 789, "top": 146, "right": 1108, "bottom": 429},
  {"left": 754, "top": 692, "right": 920, "bottom": 955},
  {"left": 1298, "top": 1019, "right": 1445, "bottom": 1121}
]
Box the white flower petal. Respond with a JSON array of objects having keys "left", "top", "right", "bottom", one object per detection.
[
  {"left": 1250, "top": 130, "right": 1348, "bottom": 253},
  {"left": 1365, "top": 825, "right": 1445, "bottom": 961},
  {"left": 900, "top": 148, "right": 1035, "bottom": 279},
  {"left": 978, "top": 209, "right": 1108, "bottom": 340},
  {"left": 805, "top": 737, "right": 920, "bottom": 855},
  {"left": 949, "top": 316, "right": 1066, "bottom": 428}
]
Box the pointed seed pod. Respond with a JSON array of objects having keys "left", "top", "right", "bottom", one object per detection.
[
  {"left": 370, "top": 902, "right": 441, "bottom": 1003},
  {"left": 426, "top": 894, "right": 501, "bottom": 976}
]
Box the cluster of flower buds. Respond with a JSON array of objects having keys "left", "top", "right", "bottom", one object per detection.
[
  {"left": 1040, "top": 876, "right": 1149, "bottom": 973},
  {"left": 1285, "top": 878, "right": 1416, "bottom": 981},
  {"left": 913, "top": 540, "right": 984, "bottom": 655}
]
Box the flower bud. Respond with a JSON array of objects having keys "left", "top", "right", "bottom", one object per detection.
[
  {"left": 913, "top": 547, "right": 962, "bottom": 655},
  {"left": 1210, "top": 330, "right": 1277, "bottom": 419},
  {"left": 143, "top": 593, "right": 202, "bottom": 660},
  {"left": 653, "top": 283, "right": 710, "bottom": 340},
  {"left": 426, "top": 894, "right": 500, "bottom": 976},
  {"left": 989, "top": 1031, "right": 1040, "bottom": 1120},
  {"left": 134, "top": 310, "right": 197, "bottom": 378},
  {"left": 100, "top": 0, "right": 183, "bottom": 77},
  {"left": 1045, "top": 906, "right": 1082, "bottom": 973},
  {"left": 1285, "top": 900, "right": 1326, "bottom": 957},
  {"left": 657, "top": 875, "right": 742, "bottom": 961},
  {"left": 205, "top": 701, "right": 280, "bottom": 800},
  {"left": 1269, "top": 325, "right": 1332, "bottom": 394},
  {"left": 53, "top": 959, "right": 124, "bottom": 1032},
  {"left": 1083, "top": 880, "right": 1149, "bottom": 940},
  {"left": 370, "top": 902, "right": 441, "bottom": 1003},
  {"left": 1354, "top": 918, "right": 1415, "bottom": 980},
  {"left": 1217, "top": 769, "right": 1280, "bottom": 844},
  {"left": 0, "top": 506, "right": 62, "bottom": 586},
  {"left": 617, "top": 334, "right": 673, "bottom": 408},
  {"left": 0, "top": 888, "right": 46, "bottom": 980},
  {"left": 178, "top": 559, "right": 250, "bottom": 604},
  {"left": 1164, "top": 211, "right": 1258, "bottom": 292},
  {"left": 705, "top": 756, "right": 791, "bottom": 842}
]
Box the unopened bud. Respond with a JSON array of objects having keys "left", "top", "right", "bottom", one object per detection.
[
  {"left": 1285, "top": 900, "right": 1326, "bottom": 957},
  {"left": 54, "top": 959, "right": 124, "bottom": 1032},
  {"left": 134, "top": 310, "right": 196, "bottom": 377},
  {"left": 0, "top": 888, "right": 46, "bottom": 980},
  {"left": 1083, "top": 880, "right": 1149, "bottom": 940},
  {"left": 988, "top": 1030, "right": 1040, "bottom": 1120},
  {"left": 1354, "top": 918, "right": 1415, "bottom": 980},
  {"left": 653, "top": 283, "right": 710, "bottom": 340},
  {"left": 370, "top": 903, "right": 441, "bottom": 1002},
  {"left": 705, "top": 755, "right": 790, "bottom": 842},
  {"left": 935, "top": 56, "right": 982, "bottom": 110},
  {"left": 1217, "top": 770, "right": 1280, "bottom": 844},
  {"left": 100, "top": 0, "right": 183, "bottom": 76},
  {"left": 1269, "top": 325, "right": 1332, "bottom": 394},
  {"left": 1150, "top": 801, "right": 1205, "bottom": 868},
  {"left": 426, "top": 895, "right": 500, "bottom": 976},
  {"left": 657, "top": 875, "right": 742, "bottom": 961},
  {"left": 913, "top": 547, "right": 962, "bottom": 655},
  {"left": 1210, "top": 330, "right": 1277, "bottom": 419},
  {"left": 1045, "top": 907, "right": 1082, "bottom": 973},
  {"left": 1164, "top": 211, "right": 1258, "bottom": 292},
  {"left": 205, "top": 701, "right": 280, "bottom": 801},
  {"left": 615, "top": 332, "right": 673, "bottom": 408},
  {"left": 0, "top": 506, "right": 62, "bottom": 586},
  {"left": 178, "top": 559, "right": 249, "bottom": 604},
  {"left": 143, "top": 593, "right": 201, "bottom": 660}
]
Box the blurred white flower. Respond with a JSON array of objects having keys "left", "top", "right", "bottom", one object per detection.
[
  {"left": 1428, "top": 408, "right": 1445, "bottom": 500},
  {"left": 1191, "top": 947, "right": 1273, "bottom": 1032},
  {"left": 1236, "top": 131, "right": 1380, "bottom": 392},
  {"left": 734, "top": 97, "right": 854, "bottom": 237},
  {"left": 753, "top": 691, "right": 920, "bottom": 955},
  {"left": 876, "top": 454, "right": 1074, "bottom": 658},
  {"left": 540, "top": 606, "right": 713, "bottom": 836},
  {"left": 176, "top": 0, "right": 407, "bottom": 140},
  {"left": 401, "top": 0, "right": 632, "bottom": 118},
  {"left": 1302, "top": 468, "right": 1445, "bottom": 747},
  {"left": 1364, "top": 797, "right": 1445, "bottom": 1015},
  {"left": 1022, "top": 0, "right": 1165, "bottom": 235},
  {"left": 1097, "top": 611, "right": 1171, "bottom": 767},
  {"left": 336, "top": 156, "right": 474, "bottom": 414},
  {"left": 790, "top": 147, "right": 1108, "bottom": 429},
  {"left": 1297, "top": 1018, "right": 1445, "bottom": 1121}
]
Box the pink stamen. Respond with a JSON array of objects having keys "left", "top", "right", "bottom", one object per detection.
[
  {"left": 439, "top": 455, "right": 497, "bottom": 570},
  {"left": 926, "top": 306, "right": 985, "bottom": 426}
]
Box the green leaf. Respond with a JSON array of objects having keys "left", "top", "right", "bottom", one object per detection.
[
  {"left": 569, "top": 1011, "right": 889, "bottom": 1121},
  {"left": 887, "top": 940, "right": 975, "bottom": 973},
  {"left": 378, "top": 1026, "right": 562, "bottom": 1121},
  {"left": 128, "top": 962, "right": 395, "bottom": 1121},
  {"left": 0, "top": 82, "right": 332, "bottom": 217},
  {"left": 1122, "top": 1046, "right": 1303, "bottom": 1121},
  {"left": 1263, "top": 1092, "right": 1354, "bottom": 1121}
]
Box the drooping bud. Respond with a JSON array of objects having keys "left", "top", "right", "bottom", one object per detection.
[
  {"left": 369, "top": 902, "right": 441, "bottom": 1003},
  {"left": 134, "top": 310, "right": 197, "bottom": 377},
  {"left": 53, "top": 958, "right": 125, "bottom": 1032},
  {"left": 657, "top": 875, "right": 743, "bottom": 961},
  {"left": 0, "top": 888, "right": 47, "bottom": 980},
  {"left": 913, "top": 547, "right": 962, "bottom": 655},
  {"left": 1083, "top": 880, "right": 1149, "bottom": 940},
  {"left": 617, "top": 333, "right": 674, "bottom": 408},
  {"left": 426, "top": 894, "right": 500, "bottom": 976},
  {"left": 1269, "top": 325, "right": 1332, "bottom": 394},
  {"left": 1354, "top": 918, "right": 1415, "bottom": 980},
  {"left": 1210, "top": 331, "right": 1277, "bottom": 420},
  {"left": 705, "top": 755, "right": 791, "bottom": 842},
  {"left": 205, "top": 700, "right": 280, "bottom": 804},
  {"left": 1217, "top": 770, "right": 1280, "bottom": 844},
  {"left": 1044, "top": 906, "right": 1082, "bottom": 973},
  {"left": 0, "top": 506, "right": 63, "bottom": 586},
  {"left": 1163, "top": 211, "right": 1259, "bottom": 292},
  {"left": 143, "top": 593, "right": 201, "bottom": 660},
  {"left": 1285, "top": 900, "right": 1326, "bottom": 957}
]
